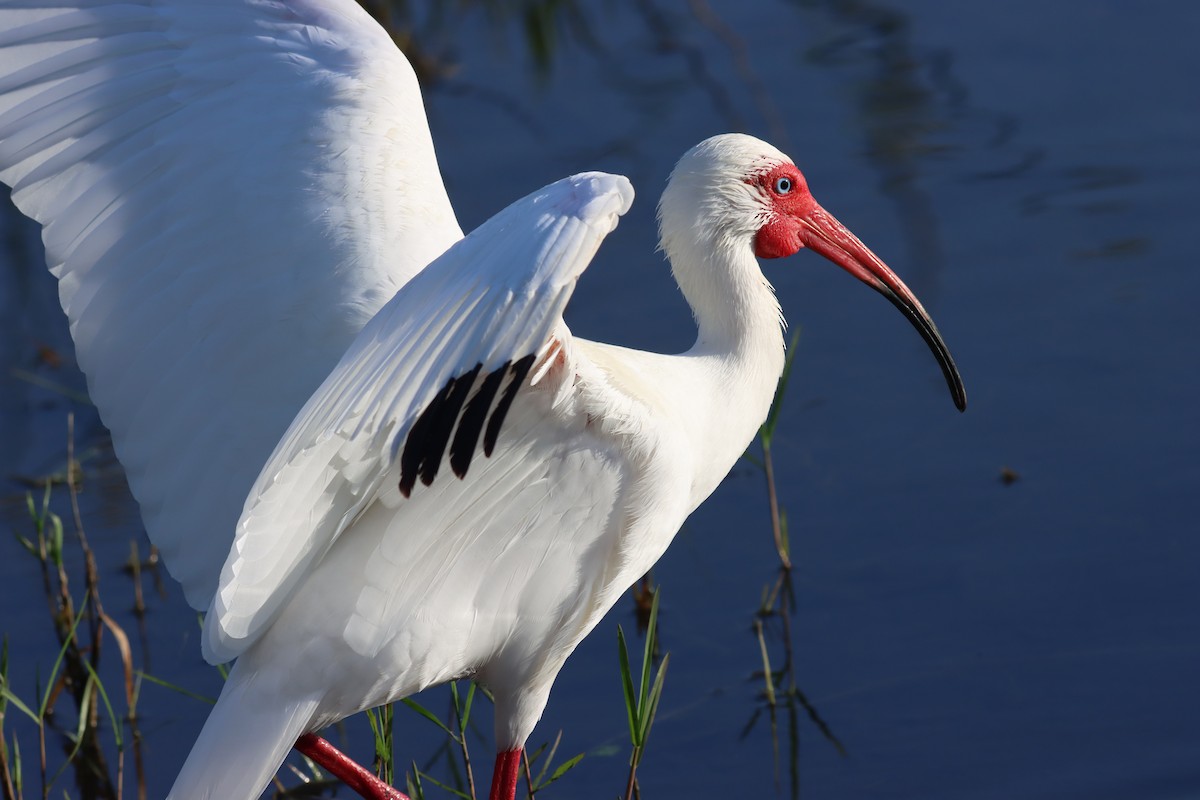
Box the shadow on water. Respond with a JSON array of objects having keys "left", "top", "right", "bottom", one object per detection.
[{"left": 794, "top": 0, "right": 965, "bottom": 299}]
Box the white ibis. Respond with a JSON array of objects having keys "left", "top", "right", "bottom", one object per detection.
[{"left": 0, "top": 3, "right": 965, "bottom": 800}]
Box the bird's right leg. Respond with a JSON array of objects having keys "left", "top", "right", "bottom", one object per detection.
[{"left": 294, "top": 733, "right": 410, "bottom": 800}]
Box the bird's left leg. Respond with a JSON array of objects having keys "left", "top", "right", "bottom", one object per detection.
[
  {"left": 487, "top": 748, "right": 523, "bottom": 800},
  {"left": 295, "top": 733, "right": 410, "bottom": 800}
]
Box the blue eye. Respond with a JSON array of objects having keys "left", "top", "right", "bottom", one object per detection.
[{"left": 774, "top": 176, "right": 793, "bottom": 194}]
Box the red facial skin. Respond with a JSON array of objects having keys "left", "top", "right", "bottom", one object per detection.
[{"left": 751, "top": 163, "right": 815, "bottom": 259}]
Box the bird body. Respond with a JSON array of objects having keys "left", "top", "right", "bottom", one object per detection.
[
  {"left": 0, "top": 4, "right": 964, "bottom": 799},
  {"left": 179, "top": 154, "right": 790, "bottom": 798}
]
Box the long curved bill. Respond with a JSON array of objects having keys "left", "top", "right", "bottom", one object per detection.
[{"left": 799, "top": 203, "right": 967, "bottom": 411}]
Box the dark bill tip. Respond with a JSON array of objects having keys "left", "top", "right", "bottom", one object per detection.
[
  {"left": 797, "top": 206, "right": 967, "bottom": 412},
  {"left": 875, "top": 283, "right": 967, "bottom": 412}
]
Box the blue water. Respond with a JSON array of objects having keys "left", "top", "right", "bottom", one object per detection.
[{"left": 1, "top": 1, "right": 1197, "bottom": 797}]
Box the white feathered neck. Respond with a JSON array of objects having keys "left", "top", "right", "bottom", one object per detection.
[
  {"left": 634, "top": 135, "right": 791, "bottom": 505},
  {"left": 659, "top": 135, "right": 787, "bottom": 354}
]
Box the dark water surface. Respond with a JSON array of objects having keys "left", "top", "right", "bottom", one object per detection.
[{"left": 2, "top": 1, "right": 1197, "bottom": 797}]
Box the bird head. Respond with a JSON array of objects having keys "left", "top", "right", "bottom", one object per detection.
[{"left": 659, "top": 133, "right": 966, "bottom": 411}]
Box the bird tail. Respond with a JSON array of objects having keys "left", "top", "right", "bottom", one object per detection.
[{"left": 167, "top": 667, "right": 320, "bottom": 800}]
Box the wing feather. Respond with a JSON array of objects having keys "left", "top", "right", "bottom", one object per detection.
[
  {"left": 324, "top": 399, "right": 626, "bottom": 674},
  {"left": 0, "top": 0, "right": 462, "bottom": 608},
  {"left": 203, "top": 172, "right": 635, "bottom": 663}
]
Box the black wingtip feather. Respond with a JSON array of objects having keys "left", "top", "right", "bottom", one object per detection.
[
  {"left": 399, "top": 364, "right": 480, "bottom": 497},
  {"left": 484, "top": 354, "right": 536, "bottom": 457},
  {"left": 450, "top": 362, "right": 509, "bottom": 478},
  {"left": 397, "top": 353, "right": 537, "bottom": 499},
  {"left": 417, "top": 363, "right": 481, "bottom": 488}
]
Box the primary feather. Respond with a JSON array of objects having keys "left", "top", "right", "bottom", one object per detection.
[{"left": 0, "top": 0, "right": 462, "bottom": 608}]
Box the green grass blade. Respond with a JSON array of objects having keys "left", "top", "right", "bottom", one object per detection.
[
  {"left": 365, "top": 707, "right": 385, "bottom": 751},
  {"left": 365, "top": 703, "right": 394, "bottom": 784},
  {"left": 48, "top": 510, "right": 63, "bottom": 568},
  {"left": 615, "top": 626, "right": 637, "bottom": 742},
  {"left": 11, "top": 733, "right": 21, "bottom": 796},
  {"left": 526, "top": 740, "right": 548, "bottom": 774},
  {"left": 407, "top": 760, "right": 425, "bottom": 800},
  {"left": 80, "top": 659, "right": 122, "bottom": 750},
  {"left": 763, "top": 328, "right": 801, "bottom": 443},
  {"left": 412, "top": 767, "right": 472, "bottom": 799},
  {"left": 638, "top": 590, "right": 661, "bottom": 721},
  {"left": 779, "top": 511, "right": 789, "bottom": 561},
  {"left": 49, "top": 676, "right": 93, "bottom": 791},
  {"left": 0, "top": 638, "right": 10, "bottom": 716},
  {"left": 637, "top": 653, "right": 670, "bottom": 746},
  {"left": 11, "top": 533, "right": 36, "bottom": 558},
  {"left": 459, "top": 682, "right": 476, "bottom": 736},
  {"left": 529, "top": 730, "right": 557, "bottom": 787},
  {"left": 740, "top": 449, "right": 764, "bottom": 469},
  {"left": 448, "top": 681, "right": 467, "bottom": 736},
  {"left": 194, "top": 616, "right": 229, "bottom": 680},
  {"left": 754, "top": 620, "right": 776, "bottom": 707},
  {"left": 539, "top": 752, "right": 585, "bottom": 790},
  {"left": 39, "top": 599, "right": 88, "bottom": 718},
  {"left": 0, "top": 685, "right": 37, "bottom": 725},
  {"left": 762, "top": 328, "right": 802, "bottom": 443},
  {"left": 137, "top": 671, "right": 216, "bottom": 705},
  {"left": 9, "top": 369, "right": 92, "bottom": 405},
  {"left": 399, "top": 697, "right": 455, "bottom": 738}
]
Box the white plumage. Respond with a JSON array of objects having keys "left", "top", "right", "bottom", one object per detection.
[
  {"left": 0, "top": 0, "right": 460, "bottom": 608},
  {"left": 176, "top": 171, "right": 659, "bottom": 799},
  {"left": 0, "top": 3, "right": 964, "bottom": 799}
]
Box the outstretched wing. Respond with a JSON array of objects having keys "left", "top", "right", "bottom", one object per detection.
[
  {"left": 203, "top": 172, "right": 636, "bottom": 663},
  {"left": 0, "top": 0, "right": 462, "bottom": 608}
]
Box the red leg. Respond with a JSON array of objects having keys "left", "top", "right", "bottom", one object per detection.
[
  {"left": 294, "top": 733, "right": 410, "bottom": 800},
  {"left": 488, "top": 747, "right": 523, "bottom": 800}
]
